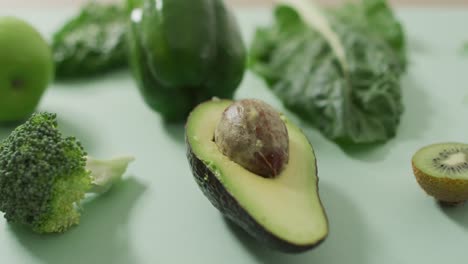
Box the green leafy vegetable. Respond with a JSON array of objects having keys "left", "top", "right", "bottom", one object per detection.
[
  {"left": 52, "top": 2, "right": 128, "bottom": 79},
  {"left": 250, "top": 0, "right": 407, "bottom": 144}
]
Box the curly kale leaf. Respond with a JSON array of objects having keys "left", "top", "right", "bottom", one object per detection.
[
  {"left": 250, "top": 0, "right": 407, "bottom": 144},
  {"left": 52, "top": 2, "right": 128, "bottom": 79}
]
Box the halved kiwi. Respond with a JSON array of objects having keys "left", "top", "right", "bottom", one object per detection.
[{"left": 412, "top": 142, "right": 468, "bottom": 205}]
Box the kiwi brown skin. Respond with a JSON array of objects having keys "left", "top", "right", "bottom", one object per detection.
[{"left": 412, "top": 161, "right": 468, "bottom": 205}]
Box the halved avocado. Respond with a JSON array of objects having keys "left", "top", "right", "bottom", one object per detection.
[{"left": 185, "top": 99, "right": 328, "bottom": 252}]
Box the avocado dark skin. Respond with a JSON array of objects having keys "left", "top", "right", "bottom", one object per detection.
[
  {"left": 128, "top": 0, "right": 246, "bottom": 122},
  {"left": 186, "top": 138, "right": 327, "bottom": 253}
]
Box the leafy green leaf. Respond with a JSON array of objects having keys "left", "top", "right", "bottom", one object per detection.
[
  {"left": 250, "top": 0, "right": 407, "bottom": 144},
  {"left": 52, "top": 2, "right": 128, "bottom": 79}
]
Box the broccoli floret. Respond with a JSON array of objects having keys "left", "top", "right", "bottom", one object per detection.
[{"left": 0, "top": 112, "right": 134, "bottom": 233}]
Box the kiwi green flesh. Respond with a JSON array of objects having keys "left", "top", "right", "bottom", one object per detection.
[
  {"left": 186, "top": 99, "right": 328, "bottom": 251},
  {"left": 412, "top": 142, "right": 468, "bottom": 180}
]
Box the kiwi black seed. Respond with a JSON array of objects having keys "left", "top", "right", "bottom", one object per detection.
[{"left": 412, "top": 142, "right": 468, "bottom": 205}]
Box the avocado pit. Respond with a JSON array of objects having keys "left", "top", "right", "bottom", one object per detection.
[{"left": 214, "top": 99, "right": 289, "bottom": 178}]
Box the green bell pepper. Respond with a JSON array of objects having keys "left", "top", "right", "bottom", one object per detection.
[{"left": 128, "top": 0, "right": 246, "bottom": 122}]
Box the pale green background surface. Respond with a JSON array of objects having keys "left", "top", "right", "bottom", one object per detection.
[{"left": 0, "top": 7, "right": 468, "bottom": 264}]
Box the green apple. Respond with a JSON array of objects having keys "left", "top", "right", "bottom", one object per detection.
[{"left": 0, "top": 17, "right": 53, "bottom": 123}]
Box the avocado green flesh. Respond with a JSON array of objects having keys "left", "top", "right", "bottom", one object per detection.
[
  {"left": 187, "top": 99, "right": 328, "bottom": 246},
  {"left": 412, "top": 142, "right": 468, "bottom": 179}
]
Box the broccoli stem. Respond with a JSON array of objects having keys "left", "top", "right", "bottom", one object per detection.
[{"left": 86, "top": 156, "right": 135, "bottom": 194}]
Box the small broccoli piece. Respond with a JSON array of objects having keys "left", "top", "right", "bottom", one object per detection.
[{"left": 0, "top": 112, "right": 134, "bottom": 233}]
